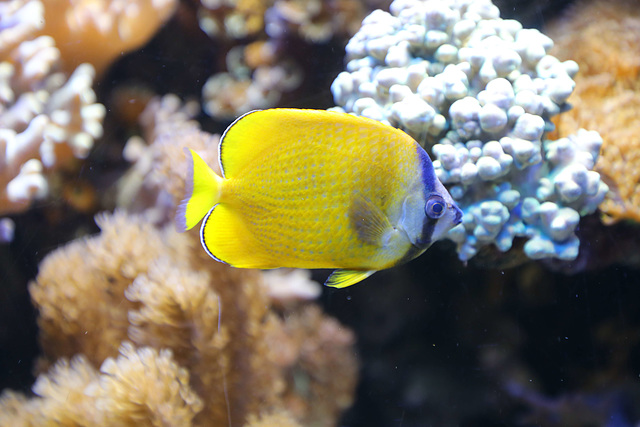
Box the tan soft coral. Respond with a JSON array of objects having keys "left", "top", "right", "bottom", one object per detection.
[
  {"left": 14, "top": 209, "right": 357, "bottom": 426},
  {"left": 267, "top": 305, "right": 359, "bottom": 425},
  {"left": 40, "top": 0, "right": 178, "bottom": 75},
  {"left": 28, "top": 211, "right": 182, "bottom": 368},
  {"left": 124, "top": 254, "right": 285, "bottom": 424},
  {"left": 548, "top": 0, "right": 640, "bottom": 224},
  {"left": 244, "top": 409, "right": 302, "bottom": 427},
  {"left": 546, "top": 0, "right": 640, "bottom": 80},
  {"left": 117, "top": 94, "right": 220, "bottom": 224},
  {"left": 0, "top": 343, "right": 203, "bottom": 426}
]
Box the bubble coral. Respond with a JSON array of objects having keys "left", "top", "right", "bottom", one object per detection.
[
  {"left": 547, "top": 0, "right": 640, "bottom": 225},
  {"left": 331, "top": 0, "right": 609, "bottom": 262}
]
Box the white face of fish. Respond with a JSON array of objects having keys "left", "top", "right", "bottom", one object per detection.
[
  {"left": 428, "top": 178, "right": 463, "bottom": 243},
  {"left": 399, "top": 178, "right": 463, "bottom": 250}
]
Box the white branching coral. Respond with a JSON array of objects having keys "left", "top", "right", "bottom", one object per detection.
[{"left": 0, "top": 0, "right": 106, "bottom": 239}]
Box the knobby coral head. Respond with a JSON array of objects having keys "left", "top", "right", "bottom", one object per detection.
[{"left": 331, "top": 0, "right": 609, "bottom": 263}]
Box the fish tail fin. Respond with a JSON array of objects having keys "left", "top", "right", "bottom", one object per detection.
[{"left": 176, "top": 148, "right": 223, "bottom": 232}]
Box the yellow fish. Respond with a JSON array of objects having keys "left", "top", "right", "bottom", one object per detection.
[{"left": 176, "top": 109, "right": 462, "bottom": 288}]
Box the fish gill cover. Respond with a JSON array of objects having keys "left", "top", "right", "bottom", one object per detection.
[{"left": 331, "top": 0, "right": 609, "bottom": 262}]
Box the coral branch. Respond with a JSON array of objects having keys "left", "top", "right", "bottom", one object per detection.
[{"left": 0, "top": 0, "right": 105, "bottom": 221}]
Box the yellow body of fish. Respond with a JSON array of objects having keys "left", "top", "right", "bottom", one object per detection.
[{"left": 177, "top": 109, "right": 462, "bottom": 287}]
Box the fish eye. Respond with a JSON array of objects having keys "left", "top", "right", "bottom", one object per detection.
[{"left": 425, "top": 195, "right": 446, "bottom": 219}]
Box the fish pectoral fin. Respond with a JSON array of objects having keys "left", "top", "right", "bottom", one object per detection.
[
  {"left": 324, "top": 269, "right": 376, "bottom": 288},
  {"left": 350, "top": 193, "right": 393, "bottom": 246}
]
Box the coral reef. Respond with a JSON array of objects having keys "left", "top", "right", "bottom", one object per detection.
[
  {"left": 0, "top": 343, "right": 203, "bottom": 426},
  {"left": 196, "top": 0, "right": 370, "bottom": 42},
  {"left": 1, "top": 210, "right": 357, "bottom": 426},
  {"left": 264, "top": 0, "right": 369, "bottom": 43},
  {"left": 198, "top": 0, "right": 386, "bottom": 118},
  {"left": 197, "top": 0, "right": 270, "bottom": 40},
  {"left": 2, "top": 91, "right": 356, "bottom": 425},
  {"left": 202, "top": 40, "right": 303, "bottom": 119},
  {"left": 40, "top": 0, "right": 178, "bottom": 75},
  {"left": 117, "top": 94, "right": 211, "bottom": 225},
  {"left": 245, "top": 410, "right": 302, "bottom": 427},
  {"left": 547, "top": 0, "right": 640, "bottom": 224},
  {"left": 0, "top": 0, "right": 105, "bottom": 240},
  {"left": 331, "top": 0, "right": 608, "bottom": 262},
  {"left": 4, "top": 0, "right": 640, "bottom": 425}
]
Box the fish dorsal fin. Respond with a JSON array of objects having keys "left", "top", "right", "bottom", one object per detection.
[
  {"left": 219, "top": 108, "right": 403, "bottom": 178},
  {"left": 325, "top": 269, "right": 376, "bottom": 288},
  {"left": 219, "top": 109, "right": 316, "bottom": 178},
  {"left": 350, "top": 192, "right": 394, "bottom": 246}
]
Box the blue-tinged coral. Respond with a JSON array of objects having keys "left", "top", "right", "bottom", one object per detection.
[{"left": 331, "top": 0, "right": 608, "bottom": 261}]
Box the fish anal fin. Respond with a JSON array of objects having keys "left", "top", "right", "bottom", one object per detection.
[
  {"left": 324, "top": 269, "right": 376, "bottom": 288},
  {"left": 200, "top": 204, "right": 273, "bottom": 268},
  {"left": 350, "top": 193, "right": 393, "bottom": 246}
]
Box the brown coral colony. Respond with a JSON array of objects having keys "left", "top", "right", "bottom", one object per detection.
[{"left": 0, "top": 0, "right": 360, "bottom": 425}]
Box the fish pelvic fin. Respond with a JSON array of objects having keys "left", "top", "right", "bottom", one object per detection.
[
  {"left": 325, "top": 269, "right": 376, "bottom": 288},
  {"left": 176, "top": 148, "right": 223, "bottom": 232}
]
